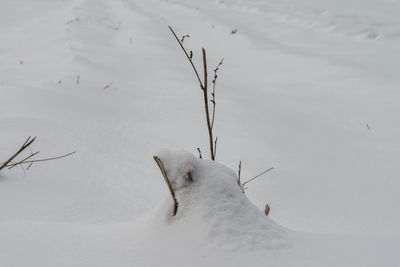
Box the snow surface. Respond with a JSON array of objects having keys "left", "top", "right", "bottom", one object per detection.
[
  {"left": 156, "top": 150, "right": 290, "bottom": 250},
  {"left": 1, "top": 0, "right": 400, "bottom": 266}
]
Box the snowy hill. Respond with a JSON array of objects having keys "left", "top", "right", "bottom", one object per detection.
[{"left": 1, "top": 0, "right": 400, "bottom": 266}]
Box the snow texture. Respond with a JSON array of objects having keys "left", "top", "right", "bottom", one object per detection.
[
  {"left": 157, "top": 150, "right": 290, "bottom": 251},
  {"left": 1, "top": 0, "right": 400, "bottom": 266}
]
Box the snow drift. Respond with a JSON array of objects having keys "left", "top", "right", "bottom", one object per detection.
[{"left": 151, "top": 150, "right": 290, "bottom": 250}]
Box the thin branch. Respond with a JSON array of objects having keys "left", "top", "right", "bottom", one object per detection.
[
  {"left": 213, "top": 136, "right": 218, "bottom": 160},
  {"left": 211, "top": 58, "right": 223, "bottom": 130},
  {"left": 14, "top": 151, "right": 76, "bottom": 165},
  {"left": 202, "top": 48, "right": 215, "bottom": 161},
  {"left": 180, "top": 34, "right": 190, "bottom": 42},
  {"left": 168, "top": 26, "right": 203, "bottom": 89},
  {"left": 169, "top": 26, "right": 217, "bottom": 161},
  {"left": 242, "top": 167, "right": 274, "bottom": 188},
  {"left": 23, "top": 136, "right": 35, "bottom": 147},
  {"left": 0, "top": 136, "right": 36, "bottom": 171},
  {"left": 1, "top": 136, "right": 76, "bottom": 175},
  {"left": 8, "top": 151, "right": 40, "bottom": 169},
  {"left": 197, "top": 148, "right": 202, "bottom": 159},
  {"left": 27, "top": 162, "right": 33, "bottom": 170},
  {"left": 153, "top": 156, "right": 178, "bottom": 216},
  {"left": 237, "top": 160, "right": 242, "bottom": 186}
]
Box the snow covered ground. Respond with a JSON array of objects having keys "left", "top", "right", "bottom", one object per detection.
[{"left": 1, "top": 0, "right": 400, "bottom": 266}]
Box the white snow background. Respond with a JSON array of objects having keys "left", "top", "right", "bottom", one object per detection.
[{"left": 1, "top": 0, "right": 399, "bottom": 266}]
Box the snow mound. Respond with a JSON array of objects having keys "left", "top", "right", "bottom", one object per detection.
[{"left": 153, "top": 150, "right": 291, "bottom": 251}]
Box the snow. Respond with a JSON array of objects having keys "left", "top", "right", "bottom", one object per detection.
[
  {"left": 156, "top": 150, "right": 290, "bottom": 250},
  {"left": 1, "top": 0, "right": 400, "bottom": 266}
]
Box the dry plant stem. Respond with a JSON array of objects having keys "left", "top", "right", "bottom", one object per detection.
[
  {"left": 211, "top": 59, "right": 223, "bottom": 130},
  {"left": 168, "top": 26, "right": 216, "bottom": 160},
  {"left": 210, "top": 99, "right": 216, "bottom": 130},
  {"left": 197, "top": 148, "right": 202, "bottom": 159},
  {"left": 213, "top": 136, "right": 218, "bottom": 159},
  {"left": 181, "top": 34, "right": 190, "bottom": 42},
  {"left": 264, "top": 204, "right": 271, "bottom": 216},
  {"left": 201, "top": 48, "right": 215, "bottom": 160},
  {"left": 168, "top": 26, "right": 203, "bottom": 89},
  {"left": 186, "top": 171, "right": 193, "bottom": 182},
  {"left": 237, "top": 161, "right": 242, "bottom": 186},
  {"left": 15, "top": 151, "right": 76, "bottom": 165},
  {"left": 242, "top": 167, "right": 274, "bottom": 189},
  {"left": 0, "top": 136, "right": 36, "bottom": 171},
  {"left": 0, "top": 136, "right": 75, "bottom": 172},
  {"left": 8, "top": 151, "right": 40, "bottom": 169},
  {"left": 153, "top": 156, "right": 178, "bottom": 216}
]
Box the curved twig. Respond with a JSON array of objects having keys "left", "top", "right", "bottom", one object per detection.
[
  {"left": 168, "top": 26, "right": 204, "bottom": 90},
  {"left": 153, "top": 156, "right": 178, "bottom": 216}
]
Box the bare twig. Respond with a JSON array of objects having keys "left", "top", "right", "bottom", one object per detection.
[
  {"left": 0, "top": 136, "right": 36, "bottom": 171},
  {"left": 242, "top": 167, "right": 274, "bottom": 189},
  {"left": 201, "top": 48, "right": 215, "bottom": 161},
  {"left": 153, "top": 156, "right": 178, "bottom": 216},
  {"left": 197, "top": 148, "right": 202, "bottom": 159},
  {"left": 211, "top": 58, "right": 224, "bottom": 130},
  {"left": 213, "top": 136, "right": 218, "bottom": 159},
  {"left": 180, "top": 34, "right": 190, "bottom": 42},
  {"left": 8, "top": 151, "right": 40, "bottom": 169},
  {"left": 14, "top": 151, "right": 76, "bottom": 165},
  {"left": 169, "top": 26, "right": 216, "bottom": 161},
  {"left": 27, "top": 162, "right": 33, "bottom": 170},
  {"left": 237, "top": 161, "right": 242, "bottom": 186},
  {"left": 0, "top": 137, "right": 76, "bottom": 173},
  {"left": 168, "top": 26, "right": 203, "bottom": 89}
]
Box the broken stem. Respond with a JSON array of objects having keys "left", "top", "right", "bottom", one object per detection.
[{"left": 153, "top": 156, "right": 178, "bottom": 216}]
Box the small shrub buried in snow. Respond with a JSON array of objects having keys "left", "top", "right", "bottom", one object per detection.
[
  {"left": 154, "top": 26, "right": 274, "bottom": 217},
  {"left": 152, "top": 150, "right": 289, "bottom": 250}
]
